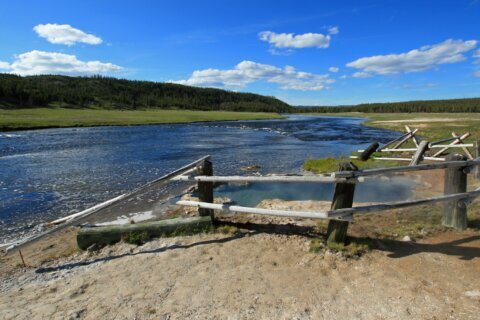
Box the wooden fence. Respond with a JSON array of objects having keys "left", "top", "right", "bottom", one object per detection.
[
  {"left": 175, "top": 155, "right": 480, "bottom": 244},
  {"left": 354, "top": 125, "right": 479, "bottom": 166}
]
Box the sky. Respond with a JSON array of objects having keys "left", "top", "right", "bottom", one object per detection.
[{"left": 0, "top": 0, "right": 479, "bottom": 106}]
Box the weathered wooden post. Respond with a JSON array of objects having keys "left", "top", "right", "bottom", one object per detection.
[
  {"left": 474, "top": 140, "right": 480, "bottom": 180},
  {"left": 196, "top": 159, "right": 214, "bottom": 220},
  {"left": 359, "top": 142, "right": 379, "bottom": 161},
  {"left": 410, "top": 140, "right": 429, "bottom": 166},
  {"left": 326, "top": 162, "right": 357, "bottom": 244},
  {"left": 443, "top": 154, "right": 468, "bottom": 230}
]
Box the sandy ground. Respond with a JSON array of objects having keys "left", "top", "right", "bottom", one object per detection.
[
  {"left": 1, "top": 227, "right": 480, "bottom": 320},
  {"left": 1, "top": 170, "right": 480, "bottom": 319}
]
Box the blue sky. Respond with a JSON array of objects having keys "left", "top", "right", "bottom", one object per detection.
[{"left": 1, "top": 0, "right": 479, "bottom": 105}]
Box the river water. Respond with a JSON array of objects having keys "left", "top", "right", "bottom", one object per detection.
[{"left": 0, "top": 115, "right": 406, "bottom": 243}]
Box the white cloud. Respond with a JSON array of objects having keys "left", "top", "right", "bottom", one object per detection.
[
  {"left": 347, "top": 39, "right": 478, "bottom": 75},
  {"left": 474, "top": 49, "right": 480, "bottom": 58},
  {"left": 0, "top": 61, "right": 10, "bottom": 70},
  {"left": 475, "top": 70, "right": 480, "bottom": 77},
  {"left": 33, "top": 23, "right": 102, "bottom": 45},
  {"left": 259, "top": 31, "right": 331, "bottom": 49},
  {"left": 174, "top": 60, "right": 334, "bottom": 91},
  {"left": 329, "top": 67, "right": 339, "bottom": 73},
  {"left": 3, "top": 50, "right": 122, "bottom": 76},
  {"left": 328, "top": 26, "right": 339, "bottom": 35},
  {"left": 352, "top": 71, "right": 372, "bottom": 78}
]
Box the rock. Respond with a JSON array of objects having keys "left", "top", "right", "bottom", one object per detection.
[{"left": 401, "top": 235, "right": 413, "bottom": 242}]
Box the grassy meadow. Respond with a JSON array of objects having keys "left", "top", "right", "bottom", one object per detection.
[{"left": 0, "top": 108, "right": 283, "bottom": 131}]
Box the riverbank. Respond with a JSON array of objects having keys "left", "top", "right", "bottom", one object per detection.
[
  {"left": 0, "top": 108, "right": 283, "bottom": 131},
  {"left": 310, "top": 112, "right": 480, "bottom": 141}
]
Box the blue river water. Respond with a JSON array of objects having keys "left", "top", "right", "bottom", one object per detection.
[{"left": 0, "top": 115, "right": 404, "bottom": 243}]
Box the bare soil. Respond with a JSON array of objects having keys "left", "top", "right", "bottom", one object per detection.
[{"left": 1, "top": 170, "right": 480, "bottom": 319}]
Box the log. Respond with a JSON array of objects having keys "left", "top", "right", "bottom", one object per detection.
[
  {"left": 327, "top": 187, "right": 480, "bottom": 218},
  {"left": 378, "top": 131, "right": 414, "bottom": 151},
  {"left": 429, "top": 135, "right": 462, "bottom": 146},
  {"left": 177, "top": 200, "right": 352, "bottom": 221},
  {"left": 433, "top": 133, "right": 470, "bottom": 157},
  {"left": 442, "top": 154, "right": 468, "bottom": 230},
  {"left": 350, "top": 156, "right": 444, "bottom": 162},
  {"left": 405, "top": 125, "right": 419, "bottom": 147},
  {"left": 77, "top": 216, "right": 212, "bottom": 250},
  {"left": 326, "top": 162, "right": 357, "bottom": 244},
  {"left": 334, "top": 158, "right": 480, "bottom": 178},
  {"left": 451, "top": 132, "right": 474, "bottom": 160},
  {"left": 357, "top": 148, "right": 418, "bottom": 152},
  {"left": 410, "top": 141, "right": 429, "bottom": 166},
  {"left": 197, "top": 160, "right": 214, "bottom": 219},
  {"left": 358, "top": 142, "right": 379, "bottom": 161},
  {"left": 392, "top": 129, "right": 418, "bottom": 149},
  {"left": 475, "top": 140, "right": 480, "bottom": 180}
]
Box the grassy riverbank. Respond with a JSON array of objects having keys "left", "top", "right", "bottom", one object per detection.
[
  {"left": 303, "top": 112, "right": 480, "bottom": 172},
  {"left": 0, "top": 108, "right": 283, "bottom": 131}
]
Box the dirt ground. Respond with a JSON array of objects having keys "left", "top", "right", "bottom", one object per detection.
[
  {"left": 1, "top": 170, "right": 480, "bottom": 319},
  {"left": 1, "top": 227, "right": 480, "bottom": 320}
]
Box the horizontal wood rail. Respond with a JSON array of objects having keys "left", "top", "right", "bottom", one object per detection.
[
  {"left": 357, "top": 144, "right": 474, "bottom": 153},
  {"left": 177, "top": 200, "right": 353, "bottom": 221},
  {"left": 328, "top": 187, "right": 480, "bottom": 218},
  {"left": 173, "top": 174, "right": 356, "bottom": 184},
  {"left": 333, "top": 158, "right": 480, "bottom": 179},
  {"left": 178, "top": 188, "right": 480, "bottom": 221}
]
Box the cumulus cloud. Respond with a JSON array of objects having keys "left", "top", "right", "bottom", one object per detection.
[
  {"left": 347, "top": 39, "right": 478, "bottom": 75},
  {"left": 174, "top": 60, "right": 334, "bottom": 91},
  {"left": 33, "top": 23, "right": 102, "bottom": 45},
  {"left": 259, "top": 31, "right": 331, "bottom": 49},
  {"left": 352, "top": 71, "right": 372, "bottom": 78},
  {"left": 0, "top": 61, "right": 10, "bottom": 70},
  {"left": 3, "top": 50, "right": 122, "bottom": 76},
  {"left": 329, "top": 67, "right": 339, "bottom": 73},
  {"left": 328, "top": 26, "right": 339, "bottom": 35}
]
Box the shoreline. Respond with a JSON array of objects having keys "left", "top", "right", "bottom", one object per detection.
[{"left": 0, "top": 108, "right": 285, "bottom": 132}]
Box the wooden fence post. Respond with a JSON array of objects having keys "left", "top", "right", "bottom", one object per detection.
[
  {"left": 326, "top": 162, "right": 357, "bottom": 244},
  {"left": 196, "top": 160, "right": 214, "bottom": 220},
  {"left": 443, "top": 154, "right": 468, "bottom": 230},
  {"left": 410, "top": 141, "right": 429, "bottom": 166},
  {"left": 359, "top": 142, "right": 379, "bottom": 161},
  {"left": 474, "top": 140, "right": 480, "bottom": 180}
]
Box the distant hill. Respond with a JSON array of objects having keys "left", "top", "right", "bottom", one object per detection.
[
  {"left": 297, "top": 98, "right": 480, "bottom": 113},
  {"left": 0, "top": 74, "right": 293, "bottom": 113}
]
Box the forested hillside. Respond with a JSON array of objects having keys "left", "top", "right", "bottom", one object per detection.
[
  {"left": 0, "top": 74, "right": 293, "bottom": 113},
  {"left": 298, "top": 98, "right": 480, "bottom": 113}
]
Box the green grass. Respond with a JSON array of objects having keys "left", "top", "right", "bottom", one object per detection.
[
  {"left": 310, "top": 237, "right": 374, "bottom": 258},
  {"left": 303, "top": 156, "right": 403, "bottom": 173},
  {"left": 0, "top": 108, "right": 283, "bottom": 131}
]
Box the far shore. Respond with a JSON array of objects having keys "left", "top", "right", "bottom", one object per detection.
[{"left": 0, "top": 108, "right": 284, "bottom": 132}]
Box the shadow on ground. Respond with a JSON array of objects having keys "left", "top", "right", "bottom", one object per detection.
[{"left": 35, "top": 222, "right": 480, "bottom": 274}]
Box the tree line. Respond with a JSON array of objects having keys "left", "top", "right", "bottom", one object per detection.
[
  {"left": 1, "top": 73, "right": 479, "bottom": 113},
  {"left": 0, "top": 74, "right": 293, "bottom": 113},
  {"left": 296, "top": 98, "right": 480, "bottom": 113}
]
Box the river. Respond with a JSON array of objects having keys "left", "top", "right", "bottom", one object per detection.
[{"left": 0, "top": 115, "right": 405, "bottom": 243}]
